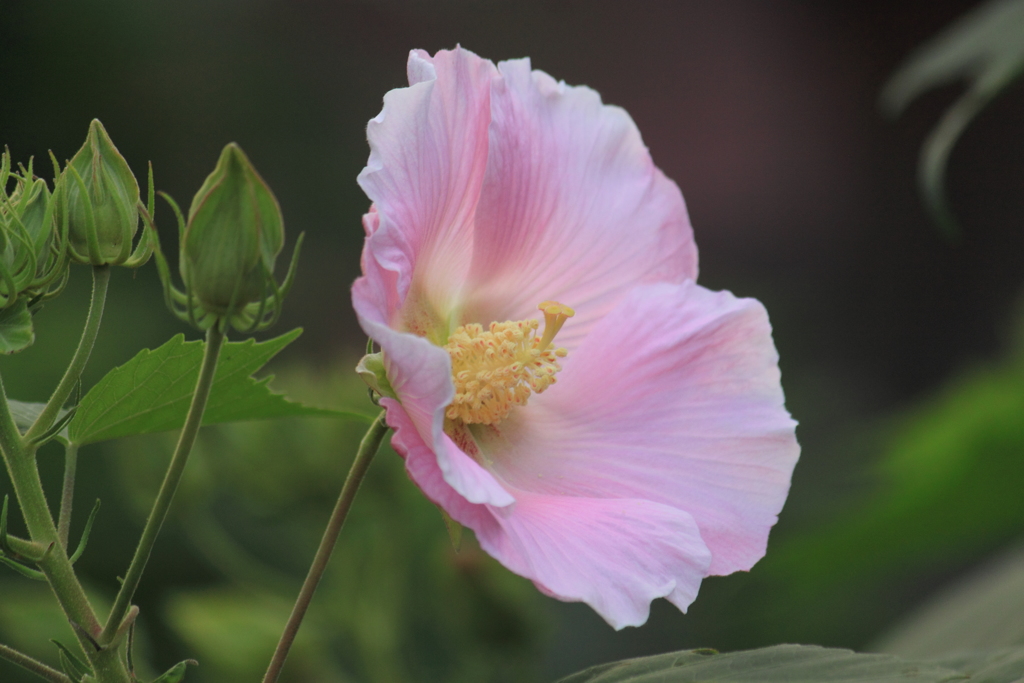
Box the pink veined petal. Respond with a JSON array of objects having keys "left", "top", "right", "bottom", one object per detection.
[
  {"left": 391, "top": 398, "right": 512, "bottom": 523},
  {"left": 357, "top": 47, "right": 498, "bottom": 321},
  {"left": 390, "top": 403, "right": 711, "bottom": 630},
  {"left": 483, "top": 490, "right": 711, "bottom": 629},
  {"left": 357, "top": 207, "right": 402, "bottom": 322},
  {"left": 463, "top": 57, "right": 698, "bottom": 350},
  {"left": 352, "top": 291, "right": 514, "bottom": 508},
  {"left": 478, "top": 281, "right": 800, "bottom": 576}
]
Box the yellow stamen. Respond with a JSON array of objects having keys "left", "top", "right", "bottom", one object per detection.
[
  {"left": 443, "top": 301, "right": 573, "bottom": 425},
  {"left": 538, "top": 301, "right": 575, "bottom": 350}
]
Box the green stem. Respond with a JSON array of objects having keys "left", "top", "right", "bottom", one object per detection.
[
  {"left": 25, "top": 265, "right": 110, "bottom": 443},
  {"left": 0, "top": 268, "right": 130, "bottom": 683},
  {"left": 0, "top": 641, "right": 72, "bottom": 683},
  {"left": 262, "top": 411, "right": 388, "bottom": 683},
  {"left": 100, "top": 325, "right": 225, "bottom": 645},
  {"left": 0, "top": 375, "right": 118, "bottom": 678},
  {"left": 1, "top": 442, "right": 101, "bottom": 635},
  {"left": 0, "top": 372, "right": 24, "bottom": 478},
  {"left": 57, "top": 443, "right": 78, "bottom": 550}
]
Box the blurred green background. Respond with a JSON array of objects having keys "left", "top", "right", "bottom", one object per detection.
[{"left": 2, "top": 0, "right": 1024, "bottom": 681}]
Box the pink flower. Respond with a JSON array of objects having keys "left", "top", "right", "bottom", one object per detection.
[{"left": 353, "top": 47, "right": 799, "bottom": 629}]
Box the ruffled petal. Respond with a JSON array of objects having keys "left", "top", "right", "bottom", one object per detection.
[
  {"left": 463, "top": 58, "right": 697, "bottom": 349},
  {"left": 357, "top": 47, "right": 498, "bottom": 319},
  {"left": 393, "top": 404, "right": 711, "bottom": 629},
  {"left": 479, "top": 281, "right": 800, "bottom": 575},
  {"left": 391, "top": 398, "right": 516, "bottom": 522},
  {"left": 356, "top": 207, "right": 401, "bottom": 322},
  {"left": 353, "top": 283, "right": 514, "bottom": 508},
  {"left": 481, "top": 490, "right": 711, "bottom": 629},
  {"left": 353, "top": 47, "right": 513, "bottom": 507}
]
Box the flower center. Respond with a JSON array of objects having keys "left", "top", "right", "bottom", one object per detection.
[{"left": 443, "top": 301, "right": 574, "bottom": 425}]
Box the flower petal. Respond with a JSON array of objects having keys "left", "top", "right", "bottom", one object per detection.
[
  {"left": 482, "top": 491, "right": 711, "bottom": 629},
  {"left": 392, "top": 398, "right": 514, "bottom": 521},
  {"left": 393, "top": 404, "right": 711, "bottom": 629},
  {"left": 353, "top": 284, "right": 514, "bottom": 508},
  {"left": 463, "top": 58, "right": 698, "bottom": 349},
  {"left": 353, "top": 47, "right": 513, "bottom": 507},
  {"left": 480, "top": 281, "right": 800, "bottom": 575},
  {"left": 357, "top": 47, "right": 497, "bottom": 318}
]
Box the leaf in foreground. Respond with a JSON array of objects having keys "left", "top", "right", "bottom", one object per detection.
[
  {"left": 555, "top": 644, "right": 964, "bottom": 683},
  {"left": 931, "top": 648, "right": 1024, "bottom": 683},
  {"left": 68, "top": 329, "right": 373, "bottom": 446}
]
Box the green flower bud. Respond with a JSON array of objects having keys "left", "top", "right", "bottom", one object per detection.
[
  {"left": 356, "top": 352, "right": 396, "bottom": 400},
  {"left": 152, "top": 142, "right": 301, "bottom": 333},
  {"left": 0, "top": 150, "right": 68, "bottom": 307},
  {"left": 56, "top": 119, "right": 144, "bottom": 266},
  {"left": 180, "top": 143, "right": 284, "bottom": 317}
]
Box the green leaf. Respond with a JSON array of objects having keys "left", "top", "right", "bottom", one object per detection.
[
  {"left": 874, "top": 545, "right": 1024, "bottom": 657},
  {"left": 151, "top": 659, "right": 196, "bottom": 683},
  {"left": 554, "top": 645, "right": 964, "bottom": 683},
  {"left": 880, "top": 0, "right": 1024, "bottom": 236},
  {"left": 0, "top": 300, "right": 35, "bottom": 354},
  {"left": 68, "top": 328, "right": 372, "bottom": 446},
  {"left": 931, "top": 649, "right": 1024, "bottom": 683}
]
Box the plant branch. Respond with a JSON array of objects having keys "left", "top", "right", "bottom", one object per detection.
[
  {"left": 100, "top": 325, "right": 226, "bottom": 645},
  {"left": 0, "top": 642, "right": 72, "bottom": 683},
  {"left": 0, "top": 375, "right": 23, "bottom": 481},
  {"left": 262, "top": 410, "right": 389, "bottom": 683},
  {"left": 57, "top": 443, "right": 79, "bottom": 550},
  {"left": 0, "top": 373, "right": 103, "bottom": 645},
  {"left": 25, "top": 265, "right": 110, "bottom": 443}
]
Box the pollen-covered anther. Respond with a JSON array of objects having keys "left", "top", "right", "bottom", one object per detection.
[{"left": 444, "top": 302, "right": 574, "bottom": 425}]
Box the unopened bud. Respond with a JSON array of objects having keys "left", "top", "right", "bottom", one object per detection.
[
  {"left": 356, "top": 352, "right": 396, "bottom": 400},
  {"left": 153, "top": 142, "right": 301, "bottom": 333},
  {"left": 56, "top": 119, "right": 145, "bottom": 266},
  {"left": 181, "top": 143, "right": 284, "bottom": 317},
  {"left": 0, "top": 150, "right": 68, "bottom": 308}
]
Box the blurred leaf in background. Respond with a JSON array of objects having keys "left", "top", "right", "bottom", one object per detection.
[
  {"left": 749, "top": 299, "right": 1024, "bottom": 647},
  {"left": 881, "top": 0, "right": 1024, "bottom": 235}
]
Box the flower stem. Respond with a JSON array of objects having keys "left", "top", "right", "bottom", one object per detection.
[
  {"left": 0, "top": 641, "right": 73, "bottom": 683},
  {"left": 99, "top": 325, "right": 226, "bottom": 646},
  {"left": 262, "top": 411, "right": 389, "bottom": 683},
  {"left": 25, "top": 265, "right": 110, "bottom": 443},
  {"left": 57, "top": 443, "right": 79, "bottom": 550}
]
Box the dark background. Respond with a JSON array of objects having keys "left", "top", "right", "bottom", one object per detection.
[
  {"left": 2, "top": 1, "right": 1023, "bottom": 681},
  {"left": 3, "top": 0, "right": 1022, "bottom": 406}
]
